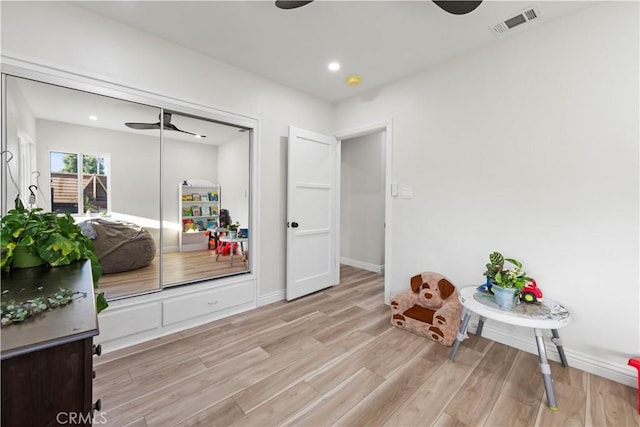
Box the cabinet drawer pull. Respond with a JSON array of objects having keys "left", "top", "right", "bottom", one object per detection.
[
  {"left": 93, "top": 344, "right": 102, "bottom": 356},
  {"left": 207, "top": 301, "right": 219, "bottom": 305},
  {"left": 93, "top": 399, "right": 102, "bottom": 412},
  {"left": 92, "top": 370, "right": 96, "bottom": 379}
]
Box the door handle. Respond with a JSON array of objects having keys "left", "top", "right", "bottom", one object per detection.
[{"left": 291, "top": 222, "right": 299, "bottom": 228}]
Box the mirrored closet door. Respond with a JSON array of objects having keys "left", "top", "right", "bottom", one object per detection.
[
  {"left": 160, "top": 112, "right": 251, "bottom": 287},
  {"left": 2, "top": 75, "right": 251, "bottom": 300}
]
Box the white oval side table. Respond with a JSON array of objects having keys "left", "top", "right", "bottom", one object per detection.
[{"left": 449, "top": 286, "right": 571, "bottom": 411}]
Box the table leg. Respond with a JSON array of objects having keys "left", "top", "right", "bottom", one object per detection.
[
  {"left": 449, "top": 309, "right": 471, "bottom": 362},
  {"left": 534, "top": 328, "right": 558, "bottom": 410},
  {"left": 551, "top": 329, "right": 569, "bottom": 367},
  {"left": 475, "top": 316, "right": 486, "bottom": 336}
]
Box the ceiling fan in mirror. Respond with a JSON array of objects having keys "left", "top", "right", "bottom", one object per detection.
[
  {"left": 275, "top": 0, "right": 483, "bottom": 15},
  {"left": 125, "top": 112, "right": 206, "bottom": 138}
]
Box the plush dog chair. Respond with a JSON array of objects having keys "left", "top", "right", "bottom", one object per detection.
[{"left": 390, "top": 272, "right": 462, "bottom": 346}]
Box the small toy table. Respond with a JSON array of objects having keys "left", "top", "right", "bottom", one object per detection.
[
  {"left": 216, "top": 236, "right": 248, "bottom": 266},
  {"left": 449, "top": 286, "right": 571, "bottom": 410}
]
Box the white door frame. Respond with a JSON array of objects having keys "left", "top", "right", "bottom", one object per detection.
[{"left": 335, "top": 119, "right": 393, "bottom": 304}]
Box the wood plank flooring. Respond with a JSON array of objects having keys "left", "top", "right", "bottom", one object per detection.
[
  {"left": 93, "top": 265, "right": 640, "bottom": 427},
  {"left": 99, "top": 249, "right": 249, "bottom": 299}
]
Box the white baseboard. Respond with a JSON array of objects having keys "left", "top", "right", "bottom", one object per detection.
[
  {"left": 476, "top": 323, "right": 637, "bottom": 387},
  {"left": 163, "top": 245, "right": 179, "bottom": 253},
  {"left": 259, "top": 289, "right": 285, "bottom": 306},
  {"left": 340, "top": 257, "right": 384, "bottom": 274}
]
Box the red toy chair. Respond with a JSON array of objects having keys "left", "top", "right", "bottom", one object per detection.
[
  {"left": 629, "top": 358, "right": 640, "bottom": 414},
  {"left": 215, "top": 240, "right": 238, "bottom": 256}
]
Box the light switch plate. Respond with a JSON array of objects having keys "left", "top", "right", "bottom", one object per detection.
[{"left": 400, "top": 186, "right": 413, "bottom": 199}]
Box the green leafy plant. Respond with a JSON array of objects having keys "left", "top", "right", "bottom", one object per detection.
[
  {"left": 226, "top": 221, "right": 241, "bottom": 232},
  {"left": 1, "top": 197, "right": 108, "bottom": 313},
  {"left": 483, "top": 251, "right": 504, "bottom": 284},
  {"left": 1, "top": 287, "right": 85, "bottom": 326},
  {"left": 483, "top": 251, "right": 531, "bottom": 292}
]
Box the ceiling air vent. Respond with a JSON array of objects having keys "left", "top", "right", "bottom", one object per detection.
[{"left": 491, "top": 5, "right": 541, "bottom": 35}]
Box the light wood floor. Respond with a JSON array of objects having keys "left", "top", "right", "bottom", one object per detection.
[
  {"left": 99, "top": 249, "right": 249, "bottom": 299},
  {"left": 93, "top": 265, "right": 639, "bottom": 427}
]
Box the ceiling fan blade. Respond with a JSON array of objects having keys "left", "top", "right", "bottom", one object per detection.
[
  {"left": 164, "top": 123, "right": 206, "bottom": 138},
  {"left": 126, "top": 113, "right": 205, "bottom": 137},
  {"left": 275, "top": 1, "right": 313, "bottom": 10},
  {"left": 433, "top": 1, "right": 482, "bottom": 15},
  {"left": 125, "top": 122, "right": 161, "bottom": 130}
]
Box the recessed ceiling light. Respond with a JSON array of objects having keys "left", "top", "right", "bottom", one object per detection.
[
  {"left": 328, "top": 62, "right": 341, "bottom": 72},
  {"left": 89, "top": 115, "right": 98, "bottom": 121},
  {"left": 194, "top": 135, "right": 202, "bottom": 139}
]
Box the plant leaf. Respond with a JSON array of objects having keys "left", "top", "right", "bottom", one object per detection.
[
  {"left": 96, "top": 292, "right": 108, "bottom": 313},
  {"left": 504, "top": 258, "right": 522, "bottom": 268}
]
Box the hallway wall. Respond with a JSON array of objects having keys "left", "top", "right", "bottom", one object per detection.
[{"left": 340, "top": 132, "right": 385, "bottom": 273}]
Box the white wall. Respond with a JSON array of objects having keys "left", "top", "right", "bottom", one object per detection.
[
  {"left": 36, "top": 119, "right": 162, "bottom": 239},
  {"left": 340, "top": 132, "right": 385, "bottom": 271},
  {"left": 37, "top": 119, "right": 161, "bottom": 218},
  {"left": 1, "top": 1, "right": 333, "bottom": 298},
  {"left": 218, "top": 135, "right": 250, "bottom": 230},
  {"left": 4, "top": 79, "right": 37, "bottom": 209},
  {"left": 334, "top": 2, "right": 639, "bottom": 385}
]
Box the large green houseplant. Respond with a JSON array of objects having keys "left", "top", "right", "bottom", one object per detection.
[{"left": 1, "top": 197, "right": 108, "bottom": 313}]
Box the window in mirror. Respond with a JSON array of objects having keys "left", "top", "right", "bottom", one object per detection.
[
  {"left": 50, "top": 151, "right": 110, "bottom": 214},
  {"left": 4, "top": 75, "right": 162, "bottom": 300}
]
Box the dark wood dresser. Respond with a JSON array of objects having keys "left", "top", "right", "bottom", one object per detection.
[{"left": 1, "top": 261, "right": 101, "bottom": 427}]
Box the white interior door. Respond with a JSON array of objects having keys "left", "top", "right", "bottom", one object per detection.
[{"left": 286, "top": 126, "right": 339, "bottom": 300}]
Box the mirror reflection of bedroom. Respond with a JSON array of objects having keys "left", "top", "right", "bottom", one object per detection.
[{"left": 3, "top": 76, "right": 251, "bottom": 300}]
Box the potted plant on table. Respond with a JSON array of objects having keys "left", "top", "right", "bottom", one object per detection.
[
  {"left": 483, "top": 251, "right": 532, "bottom": 308},
  {"left": 226, "top": 221, "right": 241, "bottom": 239},
  {"left": 1, "top": 197, "right": 108, "bottom": 318}
]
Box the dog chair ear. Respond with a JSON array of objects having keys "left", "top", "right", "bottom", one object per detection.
[
  {"left": 438, "top": 278, "right": 455, "bottom": 299},
  {"left": 410, "top": 274, "right": 423, "bottom": 293}
]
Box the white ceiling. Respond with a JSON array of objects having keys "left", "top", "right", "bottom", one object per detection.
[{"left": 71, "top": 0, "right": 598, "bottom": 103}]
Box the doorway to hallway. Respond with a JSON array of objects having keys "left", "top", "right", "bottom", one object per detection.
[{"left": 340, "top": 130, "right": 386, "bottom": 274}]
